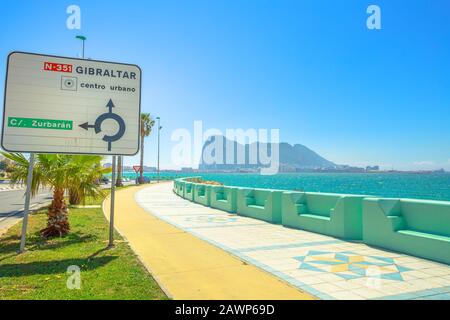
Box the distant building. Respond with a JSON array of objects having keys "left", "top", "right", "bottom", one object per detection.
[{"left": 366, "top": 165, "right": 380, "bottom": 172}]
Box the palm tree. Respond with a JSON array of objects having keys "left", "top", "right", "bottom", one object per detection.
[
  {"left": 115, "top": 156, "right": 123, "bottom": 187},
  {"left": 68, "top": 155, "right": 111, "bottom": 205},
  {"left": 139, "top": 113, "right": 155, "bottom": 184},
  {"left": 2, "top": 153, "right": 107, "bottom": 237}
]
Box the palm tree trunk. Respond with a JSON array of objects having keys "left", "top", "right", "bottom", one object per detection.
[
  {"left": 41, "top": 188, "right": 70, "bottom": 238},
  {"left": 68, "top": 188, "right": 81, "bottom": 205},
  {"left": 116, "top": 156, "right": 123, "bottom": 187},
  {"left": 139, "top": 135, "right": 145, "bottom": 184}
]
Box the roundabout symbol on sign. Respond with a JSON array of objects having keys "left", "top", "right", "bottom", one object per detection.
[{"left": 79, "top": 99, "right": 126, "bottom": 151}]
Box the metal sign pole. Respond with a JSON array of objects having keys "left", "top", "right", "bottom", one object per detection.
[
  {"left": 108, "top": 156, "right": 116, "bottom": 248},
  {"left": 157, "top": 117, "right": 161, "bottom": 183},
  {"left": 19, "top": 153, "right": 35, "bottom": 253}
]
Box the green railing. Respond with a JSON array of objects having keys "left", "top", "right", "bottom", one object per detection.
[{"left": 172, "top": 177, "right": 450, "bottom": 265}]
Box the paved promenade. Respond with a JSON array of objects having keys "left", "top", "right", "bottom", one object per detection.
[
  {"left": 109, "top": 183, "right": 450, "bottom": 300},
  {"left": 103, "top": 183, "right": 313, "bottom": 300}
]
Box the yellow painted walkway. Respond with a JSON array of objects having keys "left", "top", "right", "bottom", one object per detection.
[{"left": 103, "top": 183, "right": 314, "bottom": 300}]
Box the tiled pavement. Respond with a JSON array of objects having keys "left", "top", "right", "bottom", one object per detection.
[{"left": 135, "top": 183, "right": 450, "bottom": 300}]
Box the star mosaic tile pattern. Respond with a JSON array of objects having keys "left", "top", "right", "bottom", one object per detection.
[
  {"left": 294, "top": 251, "right": 411, "bottom": 281},
  {"left": 184, "top": 215, "right": 238, "bottom": 224},
  {"left": 135, "top": 184, "right": 450, "bottom": 300}
]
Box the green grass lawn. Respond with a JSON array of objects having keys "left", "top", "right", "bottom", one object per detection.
[{"left": 0, "top": 189, "right": 168, "bottom": 300}]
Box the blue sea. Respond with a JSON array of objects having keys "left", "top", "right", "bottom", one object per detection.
[{"left": 121, "top": 172, "right": 450, "bottom": 202}]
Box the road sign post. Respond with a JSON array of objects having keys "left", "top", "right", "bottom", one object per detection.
[
  {"left": 109, "top": 156, "right": 116, "bottom": 248},
  {"left": 2, "top": 52, "right": 141, "bottom": 251},
  {"left": 18, "top": 153, "right": 35, "bottom": 253}
]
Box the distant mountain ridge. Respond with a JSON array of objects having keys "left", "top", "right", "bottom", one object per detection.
[
  {"left": 278, "top": 142, "right": 336, "bottom": 169},
  {"left": 199, "top": 135, "right": 337, "bottom": 172}
]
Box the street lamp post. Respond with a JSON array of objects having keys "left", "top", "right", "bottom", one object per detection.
[
  {"left": 73, "top": 34, "right": 117, "bottom": 248},
  {"left": 156, "top": 117, "right": 162, "bottom": 183},
  {"left": 76, "top": 35, "right": 87, "bottom": 59}
]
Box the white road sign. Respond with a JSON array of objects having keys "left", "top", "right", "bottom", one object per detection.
[{"left": 1, "top": 52, "right": 141, "bottom": 155}]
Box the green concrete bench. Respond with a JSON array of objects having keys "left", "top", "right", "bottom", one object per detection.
[
  {"left": 397, "top": 230, "right": 450, "bottom": 243},
  {"left": 236, "top": 188, "right": 282, "bottom": 223},
  {"left": 282, "top": 192, "right": 365, "bottom": 240},
  {"left": 174, "top": 180, "right": 184, "bottom": 197},
  {"left": 210, "top": 185, "right": 238, "bottom": 213},
  {"left": 173, "top": 180, "right": 180, "bottom": 195},
  {"left": 183, "top": 182, "right": 195, "bottom": 201},
  {"left": 193, "top": 184, "right": 211, "bottom": 206},
  {"left": 363, "top": 198, "right": 450, "bottom": 265},
  {"left": 173, "top": 180, "right": 179, "bottom": 194}
]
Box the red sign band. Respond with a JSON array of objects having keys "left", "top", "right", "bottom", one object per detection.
[{"left": 43, "top": 62, "right": 73, "bottom": 73}]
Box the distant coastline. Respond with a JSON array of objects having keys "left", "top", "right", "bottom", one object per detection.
[{"left": 114, "top": 166, "right": 448, "bottom": 175}]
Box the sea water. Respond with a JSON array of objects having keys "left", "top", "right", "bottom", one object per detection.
[{"left": 122, "top": 172, "right": 450, "bottom": 202}]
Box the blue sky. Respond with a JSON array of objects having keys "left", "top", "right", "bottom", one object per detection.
[{"left": 0, "top": 0, "right": 449, "bottom": 170}]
